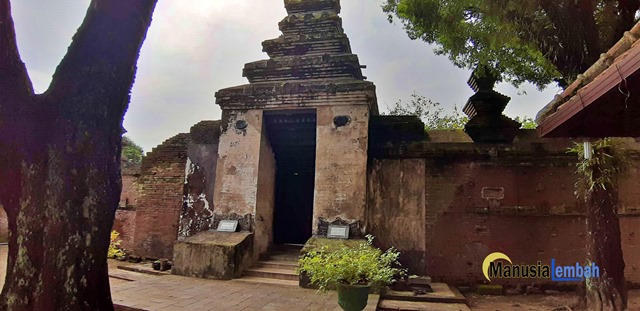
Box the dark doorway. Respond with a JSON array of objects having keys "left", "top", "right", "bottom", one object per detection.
[{"left": 264, "top": 110, "right": 316, "bottom": 245}]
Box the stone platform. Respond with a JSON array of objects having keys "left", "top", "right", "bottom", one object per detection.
[
  {"left": 172, "top": 231, "right": 253, "bottom": 280},
  {"left": 378, "top": 283, "right": 470, "bottom": 311}
]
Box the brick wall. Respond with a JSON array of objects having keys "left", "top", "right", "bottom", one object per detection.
[
  {"left": 424, "top": 159, "right": 640, "bottom": 285},
  {"left": 114, "top": 171, "right": 139, "bottom": 252},
  {"left": 369, "top": 130, "right": 640, "bottom": 285},
  {"left": 133, "top": 133, "right": 190, "bottom": 259},
  {"left": 115, "top": 157, "right": 140, "bottom": 249},
  {"left": 112, "top": 209, "right": 136, "bottom": 251},
  {"left": 119, "top": 174, "right": 139, "bottom": 208}
]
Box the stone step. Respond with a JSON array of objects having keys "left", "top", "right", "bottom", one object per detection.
[
  {"left": 377, "top": 300, "right": 470, "bottom": 311},
  {"left": 243, "top": 267, "right": 299, "bottom": 281},
  {"left": 268, "top": 253, "right": 300, "bottom": 262},
  {"left": 381, "top": 283, "right": 467, "bottom": 304},
  {"left": 378, "top": 283, "right": 469, "bottom": 311},
  {"left": 117, "top": 265, "right": 169, "bottom": 276},
  {"left": 257, "top": 260, "right": 298, "bottom": 270},
  {"left": 271, "top": 243, "right": 304, "bottom": 252},
  {"left": 234, "top": 276, "right": 299, "bottom": 287}
]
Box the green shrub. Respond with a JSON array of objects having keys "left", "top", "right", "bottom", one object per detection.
[
  {"left": 297, "top": 235, "right": 404, "bottom": 291},
  {"left": 108, "top": 230, "right": 126, "bottom": 260}
]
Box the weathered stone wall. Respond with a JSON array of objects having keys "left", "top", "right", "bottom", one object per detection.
[
  {"left": 254, "top": 130, "right": 276, "bottom": 259},
  {"left": 313, "top": 105, "right": 370, "bottom": 236},
  {"left": 0, "top": 208, "right": 7, "bottom": 243},
  {"left": 367, "top": 159, "right": 426, "bottom": 274},
  {"left": 368, "top": 130, "right": 640, "bottom": 285},
  {"left": 179, "top": 121, "right": 221, "bottom": 238},
  {"left": 172, "top": 231, "right": 254, "bottom": 280},
  {"left": 213, "top": 110, "right": 264, "bottom": 230},
  {"left": 211, "top": 110, "right": 277, "bottom": 259},
  {"left": 133, "top": 133, "right": 190, "bottom": 259}
]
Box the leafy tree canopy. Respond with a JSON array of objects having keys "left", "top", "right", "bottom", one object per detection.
[
  {"left": 122, "top": 135, "right": 144, "bottom": 164},
  {"left": 513, "top": 116, "right": 537, "bottom": 129},
  {"left": 386, "top": 93, "right": 468, "bottom": 130},
  {"left": 383, "top": 0, "right": 640, "bottom": 89},
  {"left": 385, "top": 92, "right": 537, "bottom": 130}
]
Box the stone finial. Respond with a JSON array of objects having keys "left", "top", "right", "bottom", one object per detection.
[
  {"left": 242, "top": 0, "right": 365, "bottom": 83},
  {"left": 467, "top": 65, "right": 501, "bottom": 92},
  {"left": 284, "top": 0, "right": 341, "bottom": 14},
  {"left": 216, "top": 0, "right": 377, "bottom": 112},
  {"left": 463, "top": 66, "right": 520, "bottom": 143}
]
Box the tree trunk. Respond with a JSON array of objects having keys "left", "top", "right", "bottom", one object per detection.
[
  {"left": 582, "top": 159, "right": 627, "bottom": 311},
  {"left": 0, "top": 0, "right": 157, "bottom": 310}
]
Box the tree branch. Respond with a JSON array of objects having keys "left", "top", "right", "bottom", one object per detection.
[
  {"left": 46, "top": 0, "right": 157, "bottom": 120},
  {"left": 576, "top": 0, "right": 600, "bottom": 68},
  {"left": 0, "top": 0, "right": 34, "bottom": 99},
  {"left": 0, "top": 0, "right": 31, "bottom": 216},
  {"left": 538, "top": 0, "right": 587, "bottom": 78}
]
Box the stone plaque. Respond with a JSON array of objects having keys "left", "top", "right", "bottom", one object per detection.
[
  {"left": 217, "top": 220, "right": 239, "bottom": 232},
  {"left": 481, "top": 187, "right": 505, "bottom": 200},
  {"left": 327, "top": 225, "right": 349, "bottom": 239}
]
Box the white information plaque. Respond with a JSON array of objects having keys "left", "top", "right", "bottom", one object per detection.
[
  {"left": 217, "top": 220, "right": 239, "bottom": 232},
  {"left": 327, "top": 225, "right": 349, "bottom": 239}
]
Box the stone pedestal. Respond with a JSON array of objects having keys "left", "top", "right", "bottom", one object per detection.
[{"left": 172, "top": 231, "right": 253, "bottom": 280}]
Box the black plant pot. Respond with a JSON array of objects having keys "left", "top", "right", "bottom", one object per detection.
[{"left": 336, "top": 283, "right": 370, "bottom": 311}]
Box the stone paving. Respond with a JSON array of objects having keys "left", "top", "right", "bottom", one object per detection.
[
  {"left": 1, "top": 246, "right": 378, "bottom": 310},
  {"left": 110, "top": 268, "right": 379, "bottom": 311},
  {"left": 0, "top": 246, "right": 378, "bottom": 310}
]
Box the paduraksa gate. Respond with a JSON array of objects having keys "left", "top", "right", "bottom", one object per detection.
[
  {"left": 170, "top": 0, "right": 380, "bottom": 279},
  {"left": 109, "top": 0, "right": 640, "bottom": 294},
  {"left": 213, "top": 0, "right": 374, "bottom": 256}
]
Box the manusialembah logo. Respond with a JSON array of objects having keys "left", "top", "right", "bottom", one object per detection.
[{"left": 482, "top": 252, "right": 600, "bottom": 282}]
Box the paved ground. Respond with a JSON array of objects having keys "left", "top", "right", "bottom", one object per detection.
[
  {"left": 2, "top": 246, "right": 640, "bottom": 311},
  {"left": 108, "top": 259, "right": 378, "bottom": 311},
  {"left": 110, "top": 269, "right": 378, "bottom": 311},
  {"left": 1, "top": 245, "right": 377, "bottom": 310}
]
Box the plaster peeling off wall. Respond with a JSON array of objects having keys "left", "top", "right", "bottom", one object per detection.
[
  {"left": 179, "top": 157, "right": 214, "bottom": 238},
  {"left": 213, "top": 110, "right": 263, "bottom": 217}
]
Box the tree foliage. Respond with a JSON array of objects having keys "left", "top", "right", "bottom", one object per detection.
[
  {"left": 386, "top": 93, "right": 468, "bottom": 130},
  {"left": 383, "top": 0, "right": 640, "bottom": 88},
  {"left": 122, "top": 135, "right": 144, "bottom": 165},
  {"left": 569, "top": 138, "right": 627, "bottom": 197},
  {"left": 513, "top": 116, "right": 537, "bottom": 130},
  {"left": 386, "top": 93, "right": 537, "bottom": 130}
]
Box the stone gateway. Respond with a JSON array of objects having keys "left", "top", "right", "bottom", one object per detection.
[{"left": 95, "top": 0, "right": 640, "bottom": 286}]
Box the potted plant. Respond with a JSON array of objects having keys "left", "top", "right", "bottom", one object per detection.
[{"left": 297, "top": 235, "right": 404, "bottom": 311}]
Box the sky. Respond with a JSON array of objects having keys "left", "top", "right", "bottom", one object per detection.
[{"left": 11, "top": 0, "right": 560, "bottom": 152}]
